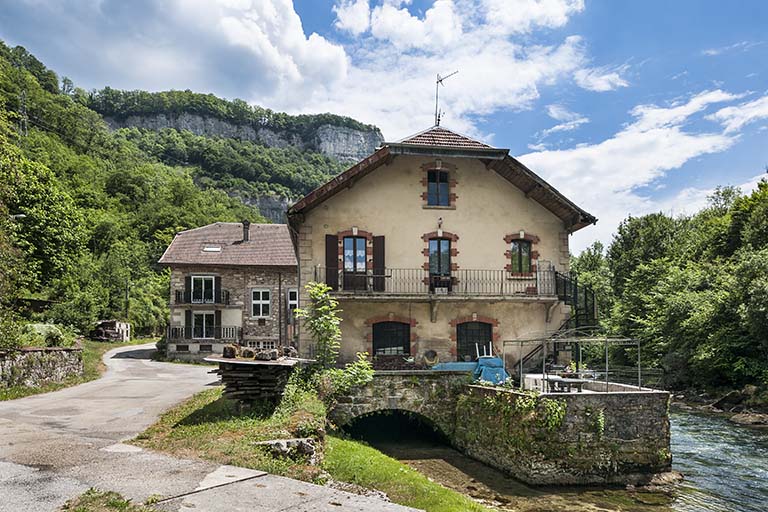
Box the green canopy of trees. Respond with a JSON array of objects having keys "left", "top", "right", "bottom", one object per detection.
[{"left": 573, "top": 184, "right": 768, "bottom": 390}]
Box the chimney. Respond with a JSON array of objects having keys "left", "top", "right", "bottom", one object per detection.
[{"left": 242, "top": 220, "right": 251, "bottom": 242}]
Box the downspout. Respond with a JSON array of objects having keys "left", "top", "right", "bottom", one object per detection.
[{"left": 278, "top": 271, "right": 283, "bottom": 347}]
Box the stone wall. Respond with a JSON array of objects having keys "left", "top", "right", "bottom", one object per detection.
[
  {"left": 452, "top": 386, "right": 672, "bottom": 486},
  {"left": 168, "top": 265, "right": 298, "bottom": 360},
  {"left": 0, "top": 346, "right": 83, "bottom": 388},
  {"left": 329, "top": 371, "right": 472, "bottom": 437}
]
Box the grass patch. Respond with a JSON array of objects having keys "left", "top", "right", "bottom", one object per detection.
[
  {"left": 132, "top": 384, "right": 327, "bottom": 482},
  {"left": 60, "top": 488, "right": 157, "bottom": 511},
  {"left": 0, "top": 338, "right": 155, "bottom": 401},
  {"left": 133, "top": 383, "right": 491, "bottom": 512},
  {"left": 323, "top": 436, "right": 491, "bottom": 512}
]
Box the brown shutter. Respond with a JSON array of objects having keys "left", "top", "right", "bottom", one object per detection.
[
  {"left": 184, "top": 275, "right": 192, "bottom": 303},
  {"left": 325, "top": 234, "right": 338, "bottom": 290},
  {"left": 214, "top": 276, "right": 222, "bottom": 303},
  {"left": 214, "top": 310, "right": 222, "bottom": 339},
  {"left": 184, "top": 310, "right": 192, "bottom": 339},
  {"left": 373, "top": 236, "right": 385, "bottom": 292}
]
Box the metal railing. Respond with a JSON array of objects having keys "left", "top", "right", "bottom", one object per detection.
[
  {"left": 314, "top": 262, "right": 557, "bottom": 297},
  {"left": 175, "top": 289, "right": 231, "bottom": 305},
  {"left": 166, "top": 325, "right": 241, "bottom": 341}
]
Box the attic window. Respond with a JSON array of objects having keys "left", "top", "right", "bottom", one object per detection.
[{"left": 202, "top": 245, "right": 222, "bottom": 253}]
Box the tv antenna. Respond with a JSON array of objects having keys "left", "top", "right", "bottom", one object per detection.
[{"left": 434, "top": 70, "right": 458, "bottom": 126}]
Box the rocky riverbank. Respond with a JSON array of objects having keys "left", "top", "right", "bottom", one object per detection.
[{"left": 670, "top": 384, "right": 768, "bottom": 426}]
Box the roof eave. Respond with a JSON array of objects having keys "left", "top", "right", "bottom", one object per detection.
[{"left": 385, "top": 143, "right": 508, "bottom": 160}]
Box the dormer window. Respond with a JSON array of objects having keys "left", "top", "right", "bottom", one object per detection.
[{"left": 427, "top": 170, "right": 450, "bottom": 206}]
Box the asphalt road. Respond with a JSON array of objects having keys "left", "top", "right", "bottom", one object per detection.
[{"left": 0, "top": 344, "right": 415, "bottom": 512}]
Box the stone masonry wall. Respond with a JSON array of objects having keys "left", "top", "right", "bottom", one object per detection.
[
  {"left": 452, "top": 386, "right": 672, "bottom": 486},
  {"left": 168, "top": 265, "right": 297, "bottom": 359},
  {"left": 329, "top": 371, "right": 471, "bottom": 437},
  {"left": 0, "top": 346, "right": 83, "bottom": 388}
]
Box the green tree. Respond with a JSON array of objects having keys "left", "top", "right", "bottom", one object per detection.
[{"left": 296, "top": 282, "right": 342, "bottom": 370}]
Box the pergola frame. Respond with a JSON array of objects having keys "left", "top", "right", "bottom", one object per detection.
[{"left": 502, "top": 327, "right": 644, "bottom": 393}]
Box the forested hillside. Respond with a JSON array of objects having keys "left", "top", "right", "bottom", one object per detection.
[
  {"left": 572, "top": 184, "right": 768, "bottom": 390},
  {"left": 0, "top": 41, "right": 365, "bottom": 341}
]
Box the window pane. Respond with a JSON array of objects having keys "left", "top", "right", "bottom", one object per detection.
[
  {"left": 262, "top": 304, "right": 270, "bottom": 316},
  {"left": 438, "top": 182, "right": 449, "bottom": 206},
  {"left": 356, "top": 238, "right": 366, "bottom": 271},
  {"left": 520, "top": 242, "right": 531, "bottom": 273},
  {"left": 429, "top": 239, "right": 439, "bottom": 274},
  {"left": 262, "top": 290, "right": 270, "bottom": 301},
  {"left": 204, "top": 278, "right": 213, "bottom": 301},
  {"left": 192, "top": 277, "right": 202, "bottom": 301},
  {"left": 510, "top": 241, "right": 521, "bottom": 273},
  {"left": 344, "top": 237, "right": 354, "bottom": 270}
]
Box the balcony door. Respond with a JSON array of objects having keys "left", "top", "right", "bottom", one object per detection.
[
  {"left": 429, "top": 238, "right": 452, "bottom": 292},
  {"left": 343, "top": 236, "right": 367, "bottom": 291},
  {"left": 193, "top": 312, "right": 215, "bottom": 339},
  {"left": 191, "top": 276, "right": 215, "bottom": 303}
]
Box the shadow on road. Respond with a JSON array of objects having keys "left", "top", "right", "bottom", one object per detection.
[{"left": 111, "top": 347, "right": 157, "bottom": 360}]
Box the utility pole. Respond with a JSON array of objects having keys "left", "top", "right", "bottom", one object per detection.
[{"left": 19, "top": 89, "right": 28, "bottom": 137}]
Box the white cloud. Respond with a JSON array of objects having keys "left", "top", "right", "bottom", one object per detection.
[
  {"left": 480, "top": 0, "right": 585, "bottom": 35},
  {"left": 538, "top": 104, "right": 589, "bottom": 137},
  {"left": 707, "top": 94, "right": 768, "bottom": 132},
  {"left": 334, "top": 0, "right": 371, "bottom": 35},
  {"left": 519, "top": 90, "right": 740, "bottom": 251},
  {"left": 573, "top": 64, "right": 629, "bottom": 91},
  {"left": 702, "top": 40, "right": 763, "bottom": 56},
  {"left": 369, "top": 0, "right": 463, "bottom": 49}
]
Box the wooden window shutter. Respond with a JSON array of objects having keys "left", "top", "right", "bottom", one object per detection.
[
  {"left": 184, "top": 275, "right": 192, "bottom": 303},
  {"left": 184, "top": 310, "right": 192, "bottom": 339},
  {"left": 373, "top": 236, "right": 385, "bottom": 292},
  {"left": 214, "top": 276, "right": 222, "bottom": 303},
  {"left": 325, "top": 234, "right": 339, "bottom": 290},
  {"left": 214, "top": 310, "right": 222, "bottom": 339}
]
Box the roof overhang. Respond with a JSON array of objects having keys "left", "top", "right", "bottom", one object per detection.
[{"left": 385, "top": 143, "right": 509, "bottom": 160}]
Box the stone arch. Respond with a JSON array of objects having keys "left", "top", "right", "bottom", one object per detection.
[{"left": 340, "top": 407, "right": 452, "bottom": 442}]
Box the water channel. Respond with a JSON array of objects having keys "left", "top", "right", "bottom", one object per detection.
[{"left": 345, "top": 408, "right": 768, "bottom": 511}]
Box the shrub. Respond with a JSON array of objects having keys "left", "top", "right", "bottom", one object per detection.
[
  {"left": 318, "top": 352, "right": 374, "bottom": 403},
  {"left": 18, "top": 323, "right": 75, "bottom": 348}
]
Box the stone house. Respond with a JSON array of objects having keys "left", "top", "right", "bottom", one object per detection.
[
  {"left": 159, "top": 221, "right": 298, "bottom": 360},
  {"left": 287, "top": 126, "right": 596, "bottom": 368}
]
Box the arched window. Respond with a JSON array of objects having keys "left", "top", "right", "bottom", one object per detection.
[
  {"left": 456, "top": 321, "right": 492, "bottom": 362},
  {"left": 372, "top": 321, "right": 411, "bottom": 355},
  {"left": 509, "top": 239, "right": 532, "bottom": 274}
]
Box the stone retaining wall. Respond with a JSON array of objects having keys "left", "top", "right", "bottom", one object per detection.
[
  {"left": 0, "top": 346, "right": 83, "bottom": 388},
  {"left": 452, "top": 385, "right": 671, "bottom": 485}
]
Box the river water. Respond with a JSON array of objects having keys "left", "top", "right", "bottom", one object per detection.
[{"left": 348, "top": 409, "right": 768, "bottom": 511}]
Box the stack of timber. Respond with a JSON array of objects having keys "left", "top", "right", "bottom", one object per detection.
[{"left": 206, "top": 357, "right": 300, "bottom": 403}]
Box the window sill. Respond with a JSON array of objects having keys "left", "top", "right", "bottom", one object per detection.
[{"left": 422, "top": 205, "right": 456, "bottom": 210}]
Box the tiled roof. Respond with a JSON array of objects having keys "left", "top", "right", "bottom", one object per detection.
[
  {"left": 397, "top": 126, "right": 493, "bottom": 149},
  {"left": 158, "top": 222, "right": 297, "bottom": 267}
]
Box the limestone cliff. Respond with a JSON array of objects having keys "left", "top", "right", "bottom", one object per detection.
[{"left": 103, "top": 112, "right": 383, "bottom": 163}]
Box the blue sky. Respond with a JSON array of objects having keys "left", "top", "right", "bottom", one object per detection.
[{"left": 1, "top": 0, "right": 767, "bottom": 251}]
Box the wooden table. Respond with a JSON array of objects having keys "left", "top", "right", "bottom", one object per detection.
[{"left": 544, "top": 375, "right": 588, "bottom": 393}]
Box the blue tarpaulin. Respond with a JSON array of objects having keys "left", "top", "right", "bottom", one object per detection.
[{"left": 431, "top": 357, "right": 509, "bottom": 385}]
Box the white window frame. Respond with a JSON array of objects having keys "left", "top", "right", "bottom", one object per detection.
[
  {"left": 191, "top": 275, "right": 215, "bottom": 304},
  {"left": 251, "top": 288, "right": 271, "bottom": 318},
  {"left": 192, "top": 311, "right": 215, "bottom": 339},
  {"left": 287, "top": 288, "right": 299, "bottom": 324}
]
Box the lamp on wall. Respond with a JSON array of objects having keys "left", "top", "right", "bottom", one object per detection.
[{"left": 437, "top": 217, "right": 443, "bottom": 237}]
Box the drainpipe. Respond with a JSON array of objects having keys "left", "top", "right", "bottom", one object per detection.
[{"left": 278, "top": 271, "right": 283, "bottom": 347}]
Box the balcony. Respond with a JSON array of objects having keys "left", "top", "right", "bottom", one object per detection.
[
  {"left": 175, "top": 289, "right": 231, "bottom": 305},
  {"left": 167, "top": 325, "right": 241, "bottom": 341},
  {"left": 313, "top": 263, "right": 558, "bottom": 300}
]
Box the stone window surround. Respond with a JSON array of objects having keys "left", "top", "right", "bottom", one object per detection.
[
  {"left": 364, "top": 314, "right": 419, "bottom": 355},
  {"left": 420, "top": 160, "right": 458, "bottom": 209},
  {"left": 337, "top": 228, "right": 374, "bottom": 271},
  {"left": 449, "top": 314, "right": 501, "bottom": 358},
  {"left": 504, "top": 231, "right": 540, "bottom": 277},
  {"left": 421, "top": 230, "right": 460, "bottom": 272}
]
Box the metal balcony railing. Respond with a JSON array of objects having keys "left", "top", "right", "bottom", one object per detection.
[
  {"left": 175, "top": 289, "right": 231, "bottom": 305},
  {"left": 313, "top": 262, "right": 557, "bottom": 297},
  {"left": 166, "top": 325, "right": 241, "bottom": 341}
]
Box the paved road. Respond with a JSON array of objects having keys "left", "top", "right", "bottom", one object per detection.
[{"left": 0, "top": 344, "right": 415, "bottom": 512}]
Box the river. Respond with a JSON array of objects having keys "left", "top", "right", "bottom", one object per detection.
[{"left": 347, "top": 409, "right": 768, "bottom": 511}]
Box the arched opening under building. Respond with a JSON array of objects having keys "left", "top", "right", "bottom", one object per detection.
[{"left": 341, "top": 409, "right": 451, "bottom": 455}]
